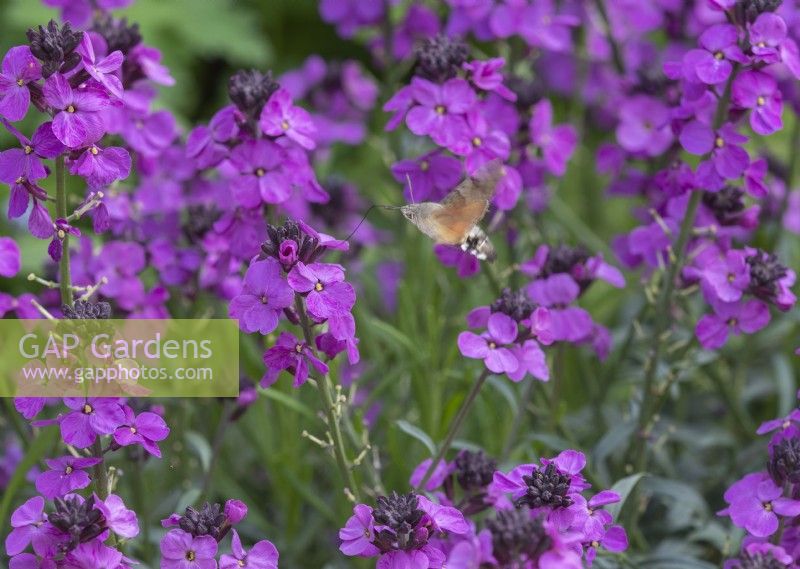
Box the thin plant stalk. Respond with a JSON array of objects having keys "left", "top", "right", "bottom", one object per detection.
[
  {"left": 294, "top": 295, "right": 361, "bottom": 502},
  {"left": 55, "top": 155, "right": 73, "bottom": 306},
  {"left": 415, "top": 368, "right": 490, "bottom": 492}
]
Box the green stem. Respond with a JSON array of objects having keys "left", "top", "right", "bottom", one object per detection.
[
  {"left": 294, "top": 295, "right": 361, "bottom": 502},
  {"left": 200, "top": 399, "right": 235, "bottom": 501},
  {"left": 415, "top": 369, "right": 490, "bottom": 492},
  {"left": 500, "top": 376, "right": 535, "bottom": 461},
  {"left": 55, "top": 156, "right": 73, "bottom": 306},
  {"left": 629, "top": 68, "right": 739, "bottom": 471},
  {"left": 91, "top": 439, "right": 109, "bottom": 500},
  {"left": 593, "top": 0, "right": 625, "bottom": 75}
]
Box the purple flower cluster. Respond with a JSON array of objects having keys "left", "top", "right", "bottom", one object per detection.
[
  {"left": 719, "top": 399, "right": 800, "bottom": 566},
  {"left": 281, "top": 55, "right": 378, "bottom": 150},
  {"left": 459, "top": 288, "right": 552, "bottom": 381},
  {"left": 340, "top": 448, "right": 627, "bottom": 568},
  {"left": 599, "top": 1, "right": 798, "bottom": 350},
  {"left": 521, "top": 245, "right": 624, "bottom": 359},
  {"left": 160, "top": 500, "right": 278, "bottom": 569},
  {"left": 228, "top": 219, "right": 360, "bottom": 387}
]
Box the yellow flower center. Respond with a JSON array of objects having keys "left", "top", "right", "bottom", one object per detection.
[
  {"left": 83, "top": 404, "right": 93, "bottom": 414},
  {"left": 757, "top": 41, "right": 766, "bottom": 48},
  {"left": 295, "top": 344, "right": 303, "bottom": 353},
  {"left": 727, "top": 317, "right": 738, "bottom": 327},
  {"left": 130, "top": 426, "right": 137, "bottom": 434},
  {"left": 281, "top": 120, "right": 290, "bottom": 130},
  {"left": 185, "top": 550, "right": 196, "bottom": 561},
  {"left": 488, "top": 341, "right": 496, "bottom": 349},
  {"left": 57, "top": 229, "right": 66, "bottom": 239},
  {"left": 727, "top": 273, "right": 735, "bottom": 282},
  {"left": 15, "top": 176, "right": 23, "bottom": 184},
  {"left": 472, "top": 136, "right": 482, "bottom": 147},
  {"left": 420, "top": 160, "right": 429, "bottom": 172},
  {"left": 255, "top": 167, "right": 265, "bottom": 177},
  {"left": 715, "top": 137, "right": 724, "bottom": 148},
  {"left": 315, "top": 282, "right": 324, "bottom": 292},
  {"left": 67, "top": 105, "right": 76, "bottom": 113},
  {"left": 24, "top": 145, "right": 32, "bottom": 155},
  {"left": 65, "top": 466, "right": 73, "bottom": 475},
  {"left": 261, "top": 295, "right": 269, "bottom": 304},
  {"left": 435, "top": 105, "right": 446, "bottom": 115},
  {"left": 591, "top": 540, "right": 600, "bottom": 548},
  {"left": 238, "top": 560, "right": 245, "bottom": 568},
  {"left": 714, "top": 51, "right": 724, "bottom": 60},
  {"left": 16, "top": 78, "right": 24, "bottom": 86},
  {"left": 764, "top": 501, "right": 773, "bottom": 511},
  {"left": 90, "top": 146, "right": 99, "bottom": 156},
  {"left": 757, "top": 96, "right": 766, "bottom": 106}
]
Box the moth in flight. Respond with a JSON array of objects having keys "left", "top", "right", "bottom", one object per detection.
[{"left": 399, "top": 161, "right": 500, "bottom": 261}]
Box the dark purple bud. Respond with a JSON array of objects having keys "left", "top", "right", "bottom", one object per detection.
[
  {"left": 49, "top": 495, "right": 107, "bottom": 552},
  {"left": 486, "top": 507, "right": 549, "bottom": 566},
  {"left": 26, "top": 20, "right": 83, "bottom": 78},
  {"left": 415, "top": 35, "right": 469, "bottom": 82},
  {"left": 515, "top": 463, "right": 573, "bottom": 509}
]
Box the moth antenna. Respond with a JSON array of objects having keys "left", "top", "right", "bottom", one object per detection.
[
  {"left": 405, "top": 173, "right": 416, "bottom": 204},
  {"left": 340, "top": 204, "right": 401, "bottom": 244}
]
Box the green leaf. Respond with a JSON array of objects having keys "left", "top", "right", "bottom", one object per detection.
[
  {"left": 396, "top": 420, "right": 436, "bottom": 455},
  {"left": 486, "top": 375, "right": 519, "bottom": 415},
  {"left": 605, "top": 472, "right": 646, "bottom": 520},
  {"left": 175, "top": 487, "right": 202, "bottom": 514},
  {"left": 772, "top": 353, "right": 795, "bottom": 416},
  {"left": 0, "top": 427, "right": 59, "bottom": 539},
  {"left": 185, "top": 430, "right": 212, "bottom": 472},
  {"left": 259, "top": 386, "right": 317, "bottom": 421}
]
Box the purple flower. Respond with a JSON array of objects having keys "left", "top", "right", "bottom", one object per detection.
[
  {"left": 696, "top": 299, "right": 771, "bottom": 349},
  {"left": 686, "top": 24, "right": 747, "bottom": 84},
  {"left": 227, "top": 139, "right": 290, "bottom": 206},
  {"left": 390, "top": 152, "right": 462, "bottom": 203},
  {"left": 0, "top": 236, "right": 21, "bottom": 277},
  {"left": 34, "top": 455, "right": 102, "bottom": 499},
  {"left": 0, "top": 46, "right": 42, "bottom": 122},
  {"left": 458, "top": 312, "right": 519, "bottom": 374},
  {"left": 464, "top": 58, "right": 516, "bottom": 101},
  {"left": 0, "top": 121, "right": 65, "bottom": 183},
  {"left": 62, "top": 539, "right": 123, "bottom": 569},
  {"left": 114, "top": 108, "right": 176, "bottom": 157},
  {"left": 406, "top": 77, "right": 475, "bottom": 147},
  {"left": 47, "top": 218, "right": 80, "bottom": 263},
  {"left": 287, "top": 262, "right": 356, "bottom": 319},
  {"left": 59, "top": 397, "right": 126, "bottom": 449},
  {"left": 187, "top": 105, "right": 240, "bottom": 169},
  {"left": 319, "top": 0, "right": 384, "bottom": 38},
  {"left": 720, "top": 472, "right": 800, "bottom": 537},
  {"left": 220, "top": 530, "right": 279, "bottom": 569},
  {"left": 749, "top": 13, "right": 788, "bottom": 65},
  {"left": 43, "top": 0, "right": 133, "bottom": 27},
  {"left": 615, "top": 96, "right": 674, "bottom": 157},
  {"left": 160, "top": 529, "right": 218, "bottom": 569},
  {"left": 732, "top": 70, "right": 782, "bottom": 135},
  {"left": 113, "top": 406, "right": 170, "bottom": 458},
  {"left": 224, "top": 499, "right": 248, "bottom": 525},
  {"left": 260, "top": 88, "right": 316, "bottom": 150},
  {"left": 584, "top": 525, "right": 628, "bottom": 566},
  {"left": 507, "top": 339, "right": 549, "bottom": 382},
  {"left": 339, "top": 504, "right": 380, "bottom": 557},
  {"left": 680, "top": 122, "right": 749, "bottom": 180},
  {"left": 530, "top": 99, "right": 577, "bottom": 176},
  {"left": 96, "top": 494, "right": 139, "bottom": 539},
  {"left": 453, "top": 108, "right": 510, "bottom": 172},
  {"left": 68, "top": 143, "right": 131, "bottom": 188},
  {"left": 229, "top": 258, "right": 294, "bottom": 335},
  {"left": 5, "top": 497, "right": 56, "bottom": 557},
  {"left": 435, "top": 245, "right": 479, "bottom": 278},
  {"left": 262, "top": 331, "right": 329, "bottom": 388},
  {"left": 43, "top": 74, "right": 107, "bottom": 148},
  {"left": 77, "top": 32, "right": 123, "bottom": 98}
]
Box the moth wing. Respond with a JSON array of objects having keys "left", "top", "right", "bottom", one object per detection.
[
  {"left": 430, "top": 200, "right": 490, "bottom": 244},
  {"left": 438, "top": 160, "right": 502, "bottom": 207},
  {"left": 432, "top": 161, "right": 501, "bottom": 244}
]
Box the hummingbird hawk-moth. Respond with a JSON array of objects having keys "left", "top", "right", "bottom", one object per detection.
[{"left": 399, "top": 161, "right": 500, "bottom": 261}]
